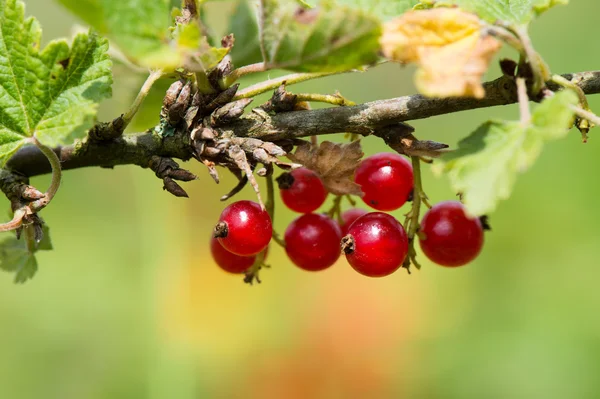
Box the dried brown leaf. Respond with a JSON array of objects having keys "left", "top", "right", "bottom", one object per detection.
[
  {"left": 288, "top": 140, "right": 364, "bottom": 196},
  {"left": 381, "top": 8, "right": 502, "bottom": 98}
]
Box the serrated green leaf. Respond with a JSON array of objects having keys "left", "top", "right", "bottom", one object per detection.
[
  {"left": 0, "top": 0, "right": 112, "bottom": 163},
  {"left": 433, "top": 90, "right": 578, "bottom": 216},
  {"left": 421, "top": 0, "right": 568, "bottom": 25},
  {"left": 228, "top": 1, "right": 263, "bottom": 67},
  {"left": 260, "top": 0, "right": 382, "bottom": 72}
]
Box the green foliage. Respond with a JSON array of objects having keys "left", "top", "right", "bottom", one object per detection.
[
  {"left": 433, "top": 90, "right": 578, "bottom": 216},
  {"left": 419, "top": 0, "right": 568, "bottom": 25},
  {"left": 228, "top": 1, "right": 263, "bottom": 67},
  {"left": 0, "top": 225, "right": 52, "bottom": 283},
  {"left": 0, "top": 0, "right": 112, "bottom": 164},
  {"left": 259, "top": 0, "right": 382, "bottom": 72},
  {"left": 57, "top": 0, "right": 228, "bottom": 70},
  {"left": 336, "top": 0, "right": 419, "bottom": 21}
]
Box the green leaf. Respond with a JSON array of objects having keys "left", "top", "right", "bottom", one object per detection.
[
  {"left": 336, "top": 0, "right": 419, "bottom": 21},
  {"left": 433, "top": 90, "right": 578, "bottom": 216},
  {"left": 0, "top": 0, "right": 112, "bottom": 164},
  {"left": 0, "top": 224, "right": 53, "bottom": 283},
  {"left": 420, "top": 0, "right": 568, "bottom": 25},
  {"left": 228, "top": 1, "right": 263, "bottom": 67},
  {"left": 0, "top": 236, "right": 37, "bottom": 283},
  {"left": 260, "top": 0, "right": 382, "bottom": 72}
]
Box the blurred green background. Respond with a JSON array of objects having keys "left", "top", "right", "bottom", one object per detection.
[{"left": 1, "top": 1, "right": 599, "bottom": 398}]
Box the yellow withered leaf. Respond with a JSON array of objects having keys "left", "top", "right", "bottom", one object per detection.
[{"left": 381, "top": 8, "right": 502, "bottom": 99}]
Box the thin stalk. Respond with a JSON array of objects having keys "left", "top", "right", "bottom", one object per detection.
[
  {"left": 295, "top": 92, "right": 355, "bottom": 106},
  {"left": 552, "top": 74, "right": 590, "bottom": 110},
  {"left": 232, "top": 70, "right": 357, "bottom": 100},
  {"left": 221, "top": 62, "right": 267, "bottom": 88},
  {"left": 122, "top": 70, "right": 164, "bottom": 126},
  {"left": 404, "top": 156, "right": 426, "bottom": 271},
  {"left": 570, "top": 105, "right": 600, "bottom": 126},
  {"left": 0, "top": 208, "right": 26, "bottom": 232},
  {"left": 32, "top": 136, "right": 61, "bottom": 203},
  {"left": 516, "top": 77, "right": 531, "bottom": 125}
]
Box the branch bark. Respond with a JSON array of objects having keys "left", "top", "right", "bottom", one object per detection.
[{"left": 6, "top": 70, "right": 600, "bottom": 178}]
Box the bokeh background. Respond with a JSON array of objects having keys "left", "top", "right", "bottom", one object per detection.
[{"left": 1, "top": 1, "right": 599, "bottom": 398}]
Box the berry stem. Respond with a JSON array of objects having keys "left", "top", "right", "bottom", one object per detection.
[
  {"left": 265, "top": 168, "right": 286, "bottom": 248},
  {"left": 403, "top": 156, "right": 428, "bottom": 272}
]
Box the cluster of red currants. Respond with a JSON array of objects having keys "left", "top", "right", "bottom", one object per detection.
[{"left": 211, "top": 153, "right": 485, "bottom": 278}]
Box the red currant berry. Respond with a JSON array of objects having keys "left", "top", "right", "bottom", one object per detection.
[
  {"left": 284, "top": 213, "right": 342, "bottom": 271},
  {"left": 342, "top": 212, "right": 408, "bottom": 277},
  {"left": 419, "top": 201, "right": 484, "bottom": 267},
  {"left": 339, "top": 208, "right": 368, "bottom": 236},
  {"left": 354, "top": 153, "right": 414, "bottom": 211},
  {"left": 214, "top": 200, "right": 272, "bottom": 256},
  {"left": 277, "top": 168, "right": 328, "bottom": 213},
  {"left": 210, "top": 237, "right": 255, "bottom": 274}
]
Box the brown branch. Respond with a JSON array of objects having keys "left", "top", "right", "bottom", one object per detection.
[{"left": 5, "top": 70, "right": 600, "bottom": 179}]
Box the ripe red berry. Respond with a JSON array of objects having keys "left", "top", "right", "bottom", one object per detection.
[
  {"left": 214, "top": 200, "right": 272, "bottom": 256},
  {"left": 342, "top": 212, "right": 408, "bottom": 277},
  {"left": 354, "top": 153, "right": 414, "bottom": 211},
  {"left": 339, "top": 208, "right": 368, "bottom": 235},
  {"left": 284, "top": 213, "right": 342, "bottom": 271},
  {"left": 210, "top": 237, "right": 255, "bottom": 274},
  {"left": 277, "top": 168, "right": 328, "bottom": 213},
  {"left": 419, "top": 201, "right": 484, "bottom": 267}
]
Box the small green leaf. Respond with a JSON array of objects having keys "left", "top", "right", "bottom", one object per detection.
[
  {"left": 0, "top": 0, "right": 113, "bottom": 164},
  {"left": 421, "top": 0, "right": 568, "bottom": 25},
  {"left": 228, "top": 1, "right": 263, "bottom": 67},
  {"left": 433, "top": 90, "right": 578, "bottom": 216},
  {"left": 260, "top": 0, "right": 382, "bottom": 72},
  {"left": 0, "top": 224, "right": 53, "bottom": 283},
  {"left": 0, "top": 236, "right": 37, "bottom": 283}
]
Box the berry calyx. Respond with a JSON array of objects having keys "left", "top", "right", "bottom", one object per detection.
[
  {"left": 339, "top": 208, "right": 368, "bottom": 235},
  {"left": 354, "top": 153, "right": 414, "bottom": 211},
  {"left": 277, "top": 168, "right": 328, "bottom": 213},
  {"left": 284, "top": 213, "right": 342, "bottom": 271},
  {"left": 342, "top": 212, "right": 408, "bottom": 277},
  {"left": 419, "top": 201, "right": 484, "bottom": 267},
  {"left": 214, "top": 200, "right": 272, "bottom": 256},
  {"left": 210, "top": 237, "right": 256, "bottom": 274}
]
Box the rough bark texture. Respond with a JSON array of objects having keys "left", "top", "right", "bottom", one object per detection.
[{"left": 5, "top": 71, "right": 600, "bottom": 179}]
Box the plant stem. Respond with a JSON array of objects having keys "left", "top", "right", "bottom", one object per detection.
[
  {"left": 221, "top": 62, "right": 267, "bottom": 88},
  {"left": 32, "top": 136, "right": 61, "bottom": 202},
  {"left": 122, "top": 70, "right": 164, "bottom": 126},
  {"left": 0, "top": 208, "right": 26, "bottom": 232},
  {"left": 295, "top": 92, "right": 355, "bottom": 106},
  {"left": 404, "top": 156, "right": 426, "bottom": 271},
  {"left": 232, "top": 70, "right": 357, "bottom": 100},
  {"left": 516, "top": 77, "right": 531, "bottom": 125},
  {"left": 552, "top": 74, "right": 590, "bottom": 110},
  {"left": 513, "top": 26, "right": 550, "bottom": 94},
  {"left": 570, "top": 105, "right": 600, "bottom": 126}
]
